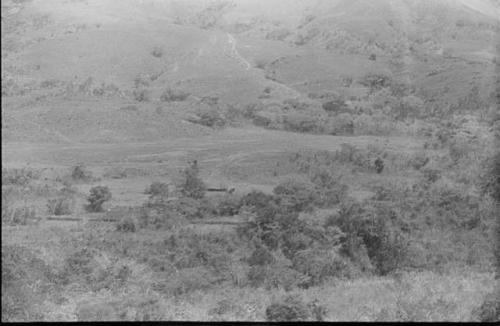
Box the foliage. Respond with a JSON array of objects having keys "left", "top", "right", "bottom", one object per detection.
[
  {"left": 160, "top": 88, "right": 190, "bottom": 102},
  {"left": 475, "top": 290, "right": 500, "bottom": 322},
  {"left": 133, "top": 89, "right": 150, "bottom": 102},
  {"left": 151, "top": 46, "right": 163, "bottom": 58},
  {"left": 266, "top": 295, "right": 310, "bottom": 321},
  {"left": 144, "top": 182, "right": 170, "bottom": 198},
  {"left": 85, "top": 186, "right": 112, "bottom": 212},
  {"left": 283, "top": 112, "right": 320, "bottom": 133},
  {"left": 2, "top": 245, "right": 57, "bottom": 322},
  {"left": 196, "top": 107, "right": 226, "bottom": 128},
  {"left": 47, "top": 196, "right": 73, "bottom": 215},
  {"left": 273, "top": 177, "right": 317, "bottom": 212},
  {"left": 331, "top": 200, "right": 410, "bottom": 275},
  {"left": 359, "top": 73, "right": 391, "bottom": 92},
  {"left": 179, "top": 161, "right": 206, "bottom": 199},
  {"left": 71, "top": 164, "right": 92, "bottom": 182},
  {"left": 116, "top": 216, "right": 136, "bottom": 232},
  {"left": 2, "top": 168, "right": 39, "bottom": 186}
]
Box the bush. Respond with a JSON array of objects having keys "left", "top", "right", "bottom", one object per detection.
[
  {"left": 2, "top": 245, "right": 56, "bottom": 322},
  {"left": 2, "top": 168, "right": 38, "bottom": 186},
  {"left": 283, "top": 113, "right": 320, "bottom": 133},
  {"left": 266, "top": 296, "right": 310, "bottom": 321},
  {"left": 144, "top": 182, "right": 169, "bottom": 198},
  {"left": 85, "top": 186, "right": 112, "bottom": 212},
  {"left": 179, "top": 161, "right": 206, "bottom": 199},
  {"left": 116, "top": 216, "right": 136, "bottom": 232},
  {"left": 410, "top": 152, "right": 430, "bottom": 170},
  {"left": 475, "top": 291, "right": 500, "bottom": 322},
  {"left": 359, "top": 73, "right": 391, "bottom": 91},
  {"left": 71, "top": 164, "right": 92, "bottom": 182},
  {"left": 292, "top": 248, "right": 351, "bottom": 287},
  {"left": 3, "top": 206, "right": 37, "bottom": 225},
  {"left": 309, "top": 167, "right": 348, "bottom": 207},
  {"left": 196, "top": 108, "right": 226, "bottom": 128},
  {"left": 215, "top": 193, "right": 242, "bottom": 216},
  {"left": 160, "top": 88, "right": 190, "bottom": 102},
  {"left": 133, "top": 89, "right": 150, "bottom": 102},
  {"left": 332, "top": 200, "right": 410, "bottom": 275},
  {"left": 322, "top": 98, "right": 349, "bottom": 114},
  {"left": 47, "top": 196, "right": 73, "bottom": 215},
  {"left": 273, "top": 177, "right": 317, "bottom": 212},
  {"left": 151, "top": 46, "right": 163, "bottom": 58}
]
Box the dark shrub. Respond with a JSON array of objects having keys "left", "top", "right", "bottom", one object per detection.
[
  {"left": 273, "top": 178, "right": 317, "bottom": 213},
  {"left": 359, "top": 73, "right": 391, "bottom": 92},
  {"left": 116, "top": 216, "right": 136, "bottom": 232},
  {"left": 179, "top": 161, "right": 206, "bottom": 199},
  {"left": 309, "top": 167, "right": 348, "bottom": 207},
  {"left": 322, "top": 98, "right": 349, "bottom": 114},
  {"left": 292, "top": 248, "right": 350, "bottom": 287},
  {"left": 160, "top": 88, "right": 190, "bottom": 102},
  {"left": 151, "top": 46, "right": 163, "bottom": 58},
  {"left": 144, "top": 182, "right": 169, "bottom": 197},
  {"left": 133, "top": 89, "right": 149, "bottom": 102},
  {"left": 239, "top": 190, "right": 276, "bottom": 210},
  {"left": 47, "top": 196, "right": 73, "bottom": 215},
  {"left": 332, "top": 200, "right": 409, "bottom": 275},
  {"left": 197, "top": 108, "right": 226, "bottom": 128},
  {"left": 216, "top": 193, "right": 242, "bottom": 216},
  {"left": 247, "top": 245, "right": 275, "bottom": 266},
  {"left": 266, "top": 296, "right": 310, "bottom": 321},
  {"left": 2, "top": 168, "right": 38, "bottom": 186},
  {"left": 71, "top": 164, "right": 92, "bottom": 181},
  {"left": 85, "top": 186, "right": 112, "bottom": 212},
  {"left": 475, "top": 290, "right": 500, "bottom": 322},
  {"left": 410, "top": 152, "right": 430, "bottom": 170},
  {"left": 2, "top": 245, "right": 56, "bottom": 322}
]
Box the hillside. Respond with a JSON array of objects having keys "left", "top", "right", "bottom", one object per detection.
[{"left": 2, "top": 0, "right": 499, "bottom": 143}]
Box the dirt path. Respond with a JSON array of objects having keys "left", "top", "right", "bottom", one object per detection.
[{"left": 226, "top": 33, "right": 252, "bottom": 70}]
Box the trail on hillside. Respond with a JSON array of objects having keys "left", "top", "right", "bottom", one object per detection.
[{"left": 225, "top": 33, "right": 252, "bottom": 70}]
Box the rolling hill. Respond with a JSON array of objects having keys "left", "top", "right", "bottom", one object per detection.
[{"left": 1, "top": 0, "right": 498, "bottom": 143}]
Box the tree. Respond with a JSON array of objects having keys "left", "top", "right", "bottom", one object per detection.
[
  {"left": 180, "top": 161, "right": 206, "bottom": 199},
  {"left": 85, "top": 186, "right": 112, "bottom": 212}
]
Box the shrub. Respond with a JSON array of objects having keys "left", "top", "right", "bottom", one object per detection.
[
  {"left": 116, "top": 216, "right": 136, "bottom": 232},
  {"left": 410, "top": 152, "right": 430, "bottom": 170},
  {"left": 273, "top": 177, "right": 317, "bottom": 212},
  {"left": 2, "top": 245, "right": 56, "bottom": 322},
  {"left": 283, "top": 113, "right": 319, "bottom": 133},
  {"left": 47, "top": 196, "right": 73, "bottom": 215},
  {"left": 309, "top": 167, "right": 348, "bottom": 207},
  {"left": 215, "top": 193, "right": 242, "bottom": 216},
  {"left": 359, "top": 73, "right": 391, "bottom": 92},
  {"left": 322, "top": 98, "right": 349, "bottom": 114},
  {"left": 475, "top": 291, "right": 500, "bottom": 322},
  {"left": 144, "top": 182, "right": 169, "bottom": 198},
  {"left": 133, "top": 89, "right": 149, "bottom": 102},
  {"left": 292, "top": 248, "right": 351, "bottom": 287},
  {"left": 85, "top": 186, "right": 112, "bottom": 212},
  {"left": 151, "top": 46, "right": 163, "bottom": 58},
  {"left": 196, "top": 108, "right": 226, "bottom": 128},
  {"left": 266, "top": 296, "right": 310, "bottom": 321},
  {"left": 71, "top": 164, "right": 92, "bottom": 181},
  {"left": 3, "top": 206, "right": 37, "bottom": 225},
  {"left": 179, "top": 161, "right": 206, "bottom": 199},
  {"left": 2, "top": 168, "right": 39, "bottom": 186},
  {"left": 332, "top": 200, "right": 410, "bottom": 275},
  {"left": 160, "top": 88, "right": 190, "bottom": 102}
]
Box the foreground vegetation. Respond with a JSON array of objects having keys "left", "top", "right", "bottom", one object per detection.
[{"left": 2, "top": 123, "right": 499, "bottom": 321}]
